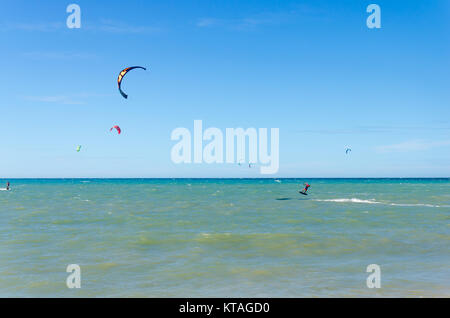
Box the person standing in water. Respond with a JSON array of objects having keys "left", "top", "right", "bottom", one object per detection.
[{"left": 6, "top": 181, "right": 10, "bottom": 190}]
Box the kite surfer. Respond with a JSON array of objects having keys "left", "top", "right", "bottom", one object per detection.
[
  {"left": 6, "top": 181, "right": 10, "bottom": 191},
  {"left": 299, "top": 182, "right": 310, "bottom": 195}
]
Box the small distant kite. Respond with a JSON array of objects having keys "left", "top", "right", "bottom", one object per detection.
[
  {"left": 76, "top": 145, "right": 81, "bottom": 152},
  {"left": 110, "top": 125, "right": 121, "bottom": 134},
  {"left": 117, "top": 66, "right": 146, "bottom": 99},
  {"left": 346, "top": 148, "right": 352, "bottom": 154}
]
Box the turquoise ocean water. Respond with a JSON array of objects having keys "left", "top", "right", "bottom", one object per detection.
[{"left": 0, "top": 178, "right": 449, "bottom": 297}]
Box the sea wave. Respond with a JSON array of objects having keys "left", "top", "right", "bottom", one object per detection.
[
  {"left": 388, "top": 203, "right": 443, "bottom": 208},
  {"left": 313, "top": 198, "right": 444, "bottom": 208},
  {"left": 314, "top": 198, "right": 381, "bottom": 204}
]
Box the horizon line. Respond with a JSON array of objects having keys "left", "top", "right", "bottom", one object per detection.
[{"left": 1, "top": 177, "right": 449, "bottom": 180}]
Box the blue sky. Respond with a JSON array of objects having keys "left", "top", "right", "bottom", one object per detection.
[{"left": 0, "top": 0, "right": 449, "bottom": 177}]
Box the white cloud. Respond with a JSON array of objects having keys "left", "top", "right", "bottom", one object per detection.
[
  {"left": 1, "top": 20, "right": 161, "bottom": 34},
  {"left": 22, "top": 52, "right": 96, "bottom": 60},
  {"left": 90, "top": 19, "right": 162, "bottom": 34},
  {"left": 24, "top": 95, "right": 84, "bottom": 105},
  {"left": 23, "top": 93, "right": 113, "bottom": 105},
  {"left": 196, "top": 14, "right": 284, "bottom": 30},
  {"left": 196, "top": 5, "right": 324, "bottom": 30},
  {"left": 293, "top": 125, "right": 450, "bottom": 135},
  {"left": 375, "top": 140, "right": 450, "bottom": 153},
  {"left": 0, "top": 22, "right": 64, "bottom": 32},
  {"left": 196, "top": 18, "right": 220, "bottom": 27}
]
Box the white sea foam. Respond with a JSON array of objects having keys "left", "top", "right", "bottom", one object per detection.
[
  {"left": 314, "top": 198, "right": 445, "bottom": 208},
  {"left": 388, "top": 203, "right": 441, "bottom": 208},
  {"left": 314, "top": 198, "right": 381, "bottom": 204}
]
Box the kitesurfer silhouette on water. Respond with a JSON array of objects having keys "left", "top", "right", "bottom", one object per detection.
[{"left": 6, "top": 181, "right": 10, "bottom": 190}]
